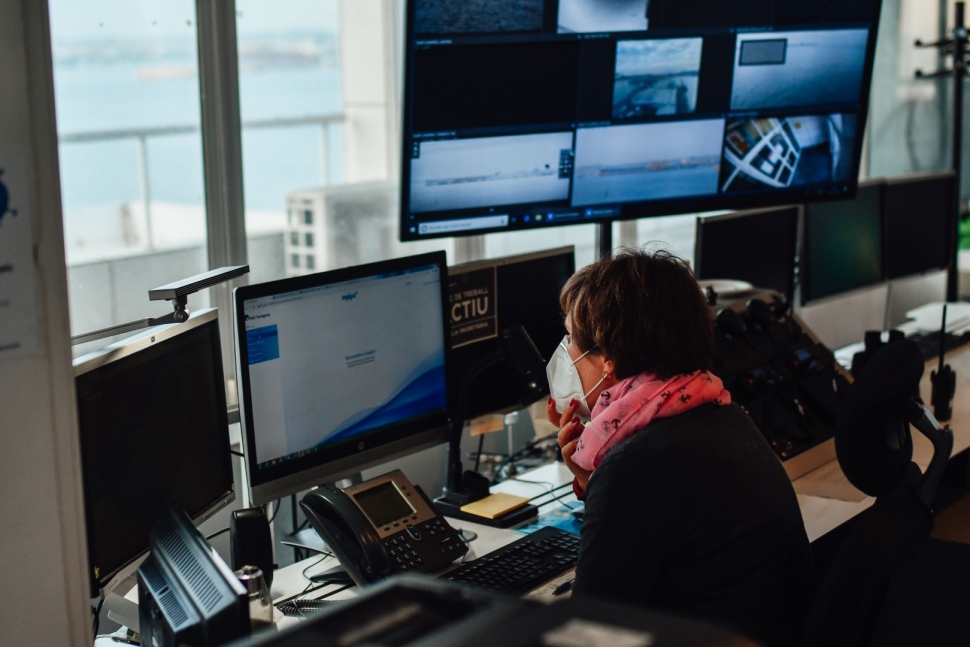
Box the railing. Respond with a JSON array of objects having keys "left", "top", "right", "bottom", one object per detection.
[{"left": 58, "top": 113, "right": 344, "bottom": 250}]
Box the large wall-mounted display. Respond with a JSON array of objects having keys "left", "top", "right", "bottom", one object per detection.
[{"left": 400, "top": 0, "right": 882, "bottom": 241}]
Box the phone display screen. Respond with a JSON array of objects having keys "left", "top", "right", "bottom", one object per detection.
[{"left": 354, "top": 481, "right": 415, "bottom": 527}]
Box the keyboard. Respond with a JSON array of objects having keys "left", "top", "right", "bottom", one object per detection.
[
  {"left": 911, "top": 330, "right": 970, "bottom": 361},
  {"left": 441, "top": 526, "right": 580, "bottom": 595}
]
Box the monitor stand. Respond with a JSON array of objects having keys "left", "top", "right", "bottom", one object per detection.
[
  {"left": 282, "top": 529, "right": 356, "bottom": 584},
  {"left": 102, "top": 575, "right": 141, "bottom": 634}
]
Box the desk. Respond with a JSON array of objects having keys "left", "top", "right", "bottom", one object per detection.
[
  {"left": 270, "top": 343, "right": 970, "bottom": 626},
  {"left": 793, "top": 343, "right": 970, "bottom": 542},
  {"left": 270, "top": 462, "right": 578, "bottom": 631}
]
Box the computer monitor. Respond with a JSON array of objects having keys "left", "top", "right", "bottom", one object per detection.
[
  {"left": 883, "top": 170, "right": 955, "bottom": 280},
  {"left": 137, "top": 501, "right": 249, "bottom": 647},
  {"left": 400, "top": 1, "right": 882, "bottom": 241},
  {"left": 801, "top": 180, "right": 884, "bottom": 304},
  {"left": 233, "top": 252, "right": 452, "bottom": 506},
  {"left": 447, "top": 247, "right": 575, "bottom": 420},
  {"left": 694, "top": 206, "right": 799, "bottom": 300},
  {"left": 74, "top": 308, "right": 235, "bottom": 597}
]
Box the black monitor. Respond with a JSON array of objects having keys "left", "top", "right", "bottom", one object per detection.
[
  {"left": 883, "top": 170, "right": 955, "bottom": 280},
  {"left": 694, "top": 206, "right": 799, "bottom": 300},
  {"left": 400, "top": 0, "right": 882, "bottom": 241},
  {"left": 801, "top": 180, "right": 884, "bottom": 304},
  {"left": 137, "top": 501, "right": 249, "bottom": 647},
  {"left": 74, "top": 309, "right": 235, "bottom": 597},
  {"left": 233, "top": 252, "right": 452, "bottom": 505},
  {"left": 447, "top": 247, "right": 575, "bottom": 420}
]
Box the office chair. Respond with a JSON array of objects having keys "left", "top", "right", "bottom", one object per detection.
[{"left": 799, "top": 339, "right": 953, "bottom": 647}]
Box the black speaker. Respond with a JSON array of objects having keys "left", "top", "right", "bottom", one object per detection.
[{"left": 230, "top": 507, "right": 275, "bottom": 588}]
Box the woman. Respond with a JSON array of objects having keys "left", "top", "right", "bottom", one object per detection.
[{"left": 546, "top": 247, "right": 814, "bottom": 647}]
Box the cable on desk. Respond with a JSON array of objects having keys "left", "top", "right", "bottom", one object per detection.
[
  {"left": 205, "top": 526, "right": 230, "bottom": 541},
  {"left": 300, "top": 555, "right": 331, "bottom": 582},
  {"left": 513, "top": 477, "right": 581, "bottom": 510},
  {"left": 490, "top": 436, "right": 561, "bottom": 485},
  {"left": 283, "top": 578, "right": 354, "bottom": 607},
  {"left": 92, "top": 594, "right": 105, "bottom": 640},
  {"left": 267, "top": 498, "right": 282, "bottom": 524}
]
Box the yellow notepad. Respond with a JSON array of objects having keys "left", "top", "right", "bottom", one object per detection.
[{"left": 460, "top": 493, "right": 531, "bottom": 519}]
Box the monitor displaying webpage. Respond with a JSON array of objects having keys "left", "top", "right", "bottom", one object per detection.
[{"left": 241, "top": 264, "right": 447, "bottom": 470}]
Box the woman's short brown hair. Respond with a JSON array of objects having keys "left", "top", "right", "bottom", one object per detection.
[{"left": 560, "top": 247, "right": 714, "bottom": 380}]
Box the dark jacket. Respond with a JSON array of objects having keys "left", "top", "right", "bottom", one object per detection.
[{"left": 572, "top": 402, "right": 815, "bottom": 647}]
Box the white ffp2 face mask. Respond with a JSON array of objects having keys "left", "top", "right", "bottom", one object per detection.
[{"left": 546, "top": 336, "right": 604, "bottom": 419}]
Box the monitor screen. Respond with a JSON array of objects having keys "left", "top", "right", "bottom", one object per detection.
[
  {"left": 234, "top": 252, "right": 452, "bottom": 505},
  {"left": 74, "top": 309, "right": 234, "bottom": 596},
  {"left": 447, "top": 247, "right": 574, "bottom": 419},
  {"left": 400, "top": 0, "right": 882, "bottom": 241},
  {"left": 883, "top": 170, "right": 955, "bottom": 280},
  {"left": 801, "top": 180, "right": 884, "bottom": 304},
  {"left": 694, "top": 206, "right": 799, "bottom": 300}
]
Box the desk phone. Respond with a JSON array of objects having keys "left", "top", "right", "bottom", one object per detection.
[{"left": 301, "top": 470, "right": 468, "bottom": 587}]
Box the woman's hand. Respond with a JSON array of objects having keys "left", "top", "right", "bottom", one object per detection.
[{"left": 547, "top": 398, "right": 592, "bottom": 492}]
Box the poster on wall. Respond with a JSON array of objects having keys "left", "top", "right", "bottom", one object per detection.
[{"left": 0, "top": 147, "right": 39, "bottom": 360}]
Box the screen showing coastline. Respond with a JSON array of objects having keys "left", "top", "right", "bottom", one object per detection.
[{"left": 401, "top": 0, "right": 883, "bottom": 240}]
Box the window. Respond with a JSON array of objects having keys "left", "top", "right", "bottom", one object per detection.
[
  {"left": 236, "top": 0, "right": 338, "bottom": 285},
  {"left": 50, "top": 0, "right": 210, "bottom": 340},
  {"left": 305, "top": 232, "right": 314, "bottom": 247}
]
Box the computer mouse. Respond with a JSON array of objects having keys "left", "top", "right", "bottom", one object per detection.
[{"left": 570, "top": 507, "right": 585, "bottom": 523}]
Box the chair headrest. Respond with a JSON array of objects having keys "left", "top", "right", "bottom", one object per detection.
[{"left": 835, "top": 339, "right": 923, "bottom": 496}]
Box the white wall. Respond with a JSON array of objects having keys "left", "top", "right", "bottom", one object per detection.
[
  {"left": 339, "top": 0, "right": 399, "bottom": 183},
  {"left": 0, "top": 1, "right": 90, "bottom": 644}
]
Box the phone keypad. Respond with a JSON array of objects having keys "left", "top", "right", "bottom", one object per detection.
[{"left": 382, "top": 518, "right": 467, "bottom": 573}]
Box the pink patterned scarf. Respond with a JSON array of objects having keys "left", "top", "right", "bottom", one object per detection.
[{"left": 570, "top": 370, "right": 731, "bottom": 472}]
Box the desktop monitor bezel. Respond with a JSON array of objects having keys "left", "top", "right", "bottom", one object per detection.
[
  {"left": 694, "top": 205, "right": 800, "bottom": 301},
  {"left": 447, "top": 245, "right": 575, "bottom": 420},
  {"left": 800, "top": 179, "right": 886, "bottom": 306},
  {"left": 233, "top": 251, "right": 453, "bottom": 506},
  {"left": 398, "top": 1, "right": 884, "bottom": 242},
  {"left": 882, "top": 169, "right": 956, "bottom": 281},
  {"left": 73, "top": 308, "right": 235, "bottom": 597}
]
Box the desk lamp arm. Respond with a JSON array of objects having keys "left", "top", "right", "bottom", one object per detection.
[{"left": 71, "top": 265, "right": 249, "bottom": 346}]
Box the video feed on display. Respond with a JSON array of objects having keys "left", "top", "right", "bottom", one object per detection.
[
  {"left": 413, "top": 0, "right": 544, "bottom": 34},
  {"left": 572, "top": 119, "right": 723, "bottom": 206},
  {"left": 409, "top": 133, "right": 574, "bottom": 213},
  {"left": 558, "top": 0, "right": 649, "bottom": 34},
  {"left": 730, "top": 29, "right": 869, "bottom": 111},
  {"left": 612, "top": 38, "right": 702, "bottom": 118},
  {"left": 401, "top": 0, "right": 881, "bottom": 240},
  {"left": 720, "top": 114, "right": 857, "bottom": 192}
]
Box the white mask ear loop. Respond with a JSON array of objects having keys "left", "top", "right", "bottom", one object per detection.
[{"left": 582, "top": 372, "right": 606, "bottom": 403}]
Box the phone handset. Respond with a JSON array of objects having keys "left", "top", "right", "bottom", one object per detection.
[
  {"left": 300, "top": 470, "right": 468, "bottom": 588},
  {"left": 300, "top": 484, "right": 391, "bottom": 586}
]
